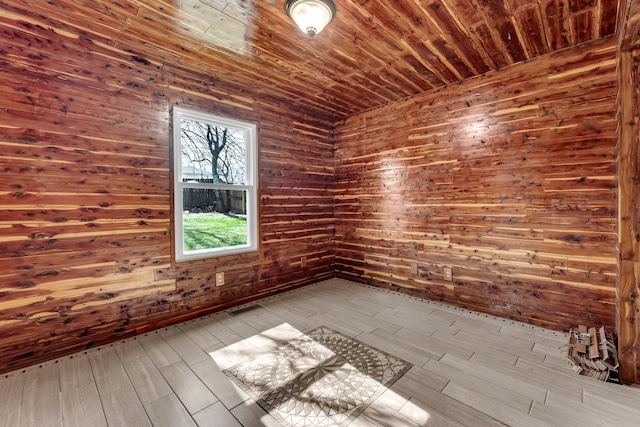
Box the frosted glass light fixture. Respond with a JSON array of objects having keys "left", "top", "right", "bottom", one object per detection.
[{"left": 286, "top": 0, "right": 336, "bottom": 37}]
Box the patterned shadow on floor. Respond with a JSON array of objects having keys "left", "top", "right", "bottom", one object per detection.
[{"left": 223, "top": 326, "right": 412, "bottom": 427}]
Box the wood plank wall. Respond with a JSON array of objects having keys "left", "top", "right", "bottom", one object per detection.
[
  {"left": 617, "top": 48, "right": 640, "bottom": 386},
  {"left": 334, "top": 38, "right": 618, "bottom": 332},
  {"left": 617, "top": 0, "right": 640, "bottom": 385},
  {"left": 0, "top": 14, "right": 335, "bottom": 373}
]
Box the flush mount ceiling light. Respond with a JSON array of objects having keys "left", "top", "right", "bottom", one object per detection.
[{"left": 286, "top": 0, "right": 336, "bottom": 38}]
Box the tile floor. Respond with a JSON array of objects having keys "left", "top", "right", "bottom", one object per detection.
[
  {"left": 1, "top": 278, "right": 639, "bottom": 427},
  {"left": 217, "top": 324, "right": 412, "bottom": 426}
]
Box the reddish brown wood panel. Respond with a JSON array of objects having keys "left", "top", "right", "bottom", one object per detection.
[
  {"left": 0, "top": 0, "right": 634, "bottom": 381},
  {"left": 0, "top": 0, "right": 622, "bottom": 121},
  {"left": 617, "top": 0, "right": 640, "bottom": 385},
  {"left": 617, "top": 75, "right": 640, "bottom": 382},
  {"left": 0, "top": 13, "right": 335, "bottom": 373},
  {"left": 334, "top": 38, "right": 618, "bottom": 332}
]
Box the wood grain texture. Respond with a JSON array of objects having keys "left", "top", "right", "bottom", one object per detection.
[
  {"left": 5, "top": 280, "right": 640, "bottom": 426},
  {"left": 620, "top": 0, "right": 640, "bottom": 50},
  {"left": 0, "top": 4, "right": 335, "bottom": 373},
  {"left": 617, "top": 0, "right": 640, "bottom": 383},
  {"left": 4, "top": 280, "right": 640, "bottom": 426},
  {"left": 0, "top": 0, "right": 636, "bottom": 383},
  {"left": 334, "top": 38, "right": 618, "bottom": 332},
  {"left": 0, "top": 0, "right": 623, "bottom": 122}
]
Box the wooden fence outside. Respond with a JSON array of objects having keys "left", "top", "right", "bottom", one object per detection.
[{"left": 183, "top": 186, "right": 246, "bottom": 214}]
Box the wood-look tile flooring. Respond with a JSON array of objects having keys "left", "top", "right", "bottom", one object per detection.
[{"left": 1, "top": 278, "right": 639, "bottom": 427}]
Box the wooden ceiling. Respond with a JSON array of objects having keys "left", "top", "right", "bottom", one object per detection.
[{"left": 4, "top": 0, "right": 624, "bottom": 121}]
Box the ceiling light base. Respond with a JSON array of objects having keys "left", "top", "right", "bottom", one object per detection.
[{"left": 286, "top": 0, "right": 336, "bottom": 38}]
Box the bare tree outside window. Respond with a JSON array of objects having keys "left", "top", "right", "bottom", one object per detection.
[
  {"left": 180, "top": 119, "right": 246, "bottom": 214},
  {"left": 173, "top": 107, "right": 257, "bottom": 261}
]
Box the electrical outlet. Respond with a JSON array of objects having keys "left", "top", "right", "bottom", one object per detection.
[
  {"left": 410, "top": 262, "right": 418, "bottom": 275},
  {"left": 443, "top": 267, "right": 452, "bottom": 282},
  {"left": 301, "top": 256, "right": 307, "bottom": 268},
  {"left": 216, "top": 272, "right": 224, "bottom": 286}
]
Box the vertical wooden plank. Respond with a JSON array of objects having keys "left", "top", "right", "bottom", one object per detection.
[
  {"left": 621, "top": 0, "right": 640, "bottom": 50},
  {"left": 571, "top": 9, "right": 596, "bottom": 44},
  {"left": 617, "top": 0, "right": 640, "bottom": 385},
  {"left": 477, "top": 0, "right": 530, "bottom": 62},
  {"left": 542, "top": 0, "right": 572, "bottom": 49},
  {"left": 509, "top": 2, "right": 550, "bottom": 57},
  {"left": 617, "top": 48, "right": 640, "bottom": 384},
  {"left": 601, "top": 0, "right": 622, "bottom": 36}
]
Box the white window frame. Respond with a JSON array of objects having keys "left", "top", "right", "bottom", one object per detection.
[{"left": 172, "top": 106, "right": 258, "bottom": 262}]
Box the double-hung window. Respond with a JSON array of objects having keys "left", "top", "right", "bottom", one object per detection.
[{"left": 172, "top": 107, "right": 257, "bottom": 261}]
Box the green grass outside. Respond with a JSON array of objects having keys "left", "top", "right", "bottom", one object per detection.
[{"left": 183, "top": 212, "right": 247, "bottom": 251}]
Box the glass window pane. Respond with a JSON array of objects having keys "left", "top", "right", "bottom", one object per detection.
[
  {"left": 173, "top": 107, "right": 256, "bottom": 261},
  {"left": 182, "top": 188, "right": 248, "bottom": 252},
  {"left": 180, "top": 119, "right": 246, "bottom": 184}
]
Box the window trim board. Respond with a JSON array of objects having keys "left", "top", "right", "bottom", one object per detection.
[{"left": 172, "top": 106, "right": 258, "bottom": 262}]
